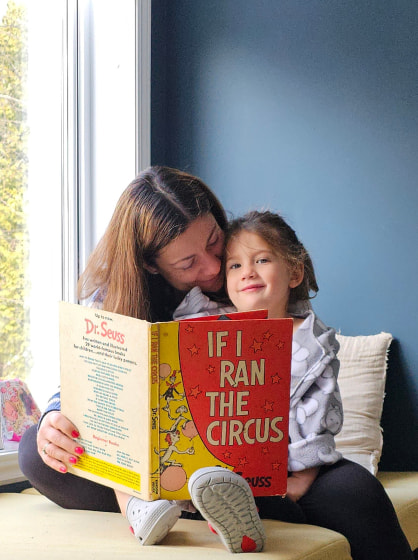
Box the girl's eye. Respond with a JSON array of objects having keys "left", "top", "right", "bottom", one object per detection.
[
  {"left": 257, "top": 258, "right": 269, "bottom": 264},
  {"left": 229, "top": 263, "right": 241, "bottom": 270}
]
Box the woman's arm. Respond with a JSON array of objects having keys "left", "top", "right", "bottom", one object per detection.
[{"left": 286, "top": 467, "right": 320, "bottom": 502}]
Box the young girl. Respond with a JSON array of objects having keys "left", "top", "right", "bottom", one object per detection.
[{"left": 186, "top": 210, "right": 413, "bottom": 560}]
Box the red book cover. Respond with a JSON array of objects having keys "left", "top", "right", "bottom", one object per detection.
[{"left": 158, "top": 314, "right": 292, "bottom": 499}]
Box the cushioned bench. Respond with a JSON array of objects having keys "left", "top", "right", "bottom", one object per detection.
[{"left": 1, "top": 471, "right": 417, "bottom": 560}]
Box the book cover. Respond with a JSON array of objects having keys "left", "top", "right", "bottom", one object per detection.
[{"left": 60, "top": 302, "right": 292, "bottom": 500}]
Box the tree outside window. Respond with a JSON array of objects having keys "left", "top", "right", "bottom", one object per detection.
[{"left": 0, "top": 1, "right": 31, "bottom": 381}]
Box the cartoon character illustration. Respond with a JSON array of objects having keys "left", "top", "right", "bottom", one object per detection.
[
  {"left": 321, "top": 404, "right": 343, "bottom": 435},
  {"left": 160, "top": 404, "right": 190, "bottom": 433},
  {"left": 3, "top": 400, "right": 18, "bottom": 423},
  {"left": 161, "top": 371, "right": 184, "bottom": 417},
  {"left": 154, "top": 430, "right": 195, "bottom": 492},
  {"left": 20, "top": 390, "right": 36, "bottom": 416},
  {"left": 154, "top": 430, "right": 195, "bottom": 471}
]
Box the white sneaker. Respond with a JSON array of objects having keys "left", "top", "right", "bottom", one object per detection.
[
  {"left": 188, "top": 467, "right": 266, "bottom": 553},
  {"left": 126, "top": 497, "right": 181, "bottom": 545}
]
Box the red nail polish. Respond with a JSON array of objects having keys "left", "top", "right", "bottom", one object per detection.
[
  {"left": 71, "top": 430, "right": 80, "bottom": 438},
  {"left": 59, "top": 465, "right": 67, "bottom": 473},
  {"left": 69, "top": 456, "right": 77, "bottom": 464},
  {"left": 129, "top": 526, "right": 134, "bottom": 535},
  {"left": 74, "top": 446, "right": 84, "bottom": 455}
]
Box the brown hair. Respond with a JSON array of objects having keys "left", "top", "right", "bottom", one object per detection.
[
  {"left": 78, "top": 166, "right": 227, "bottom": 321},
  {"left": 225, "top": 210, "right": 318, "bottom": 304}
]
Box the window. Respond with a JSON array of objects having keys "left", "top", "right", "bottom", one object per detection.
[
  {"left": 0, "top": 0, "right": 150, "bottom": 482},
  {"left": 1, "top": 0, "right": 64, "bottom": 412}
]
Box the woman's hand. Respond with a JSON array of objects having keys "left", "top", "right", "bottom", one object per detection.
[
  {"left": 37, "top": 411, "right": 84, "bottom": 473},
  {"left": 286, "top": 467, "right": 320, "bottom": 502}
]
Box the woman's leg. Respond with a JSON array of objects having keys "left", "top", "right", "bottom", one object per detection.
[
  {"left": 256, "top": 494, "right": 307, "bottom": 524},
  {"left": 18, "top": 425, "right": 120, "bottom": 512},
  {"left": 297, "top": 459, "right": 414, "bottom": 560}
]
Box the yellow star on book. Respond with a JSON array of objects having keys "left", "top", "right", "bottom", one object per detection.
[
  {"left": 206, "top": 364, "right": 216, "bottom": 374},
  {"left": 276, "top": 340, "right": 285, "bottom": 350},
  {"left": 271, "top": 373, "right": 282, "bottom": 384},
  {"left": 238, "top": 456, "right": 249, "bottom": 467},
  {"left": 184, "top": 324, "right": 194, "bottom": 333},
  {"left": 272, "top": 461, "right": 282, "bottom": 470}
]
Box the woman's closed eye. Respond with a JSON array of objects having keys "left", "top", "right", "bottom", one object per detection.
[
  {"left": 176, "top": 258, "right": 195, "bottom": 271},
  {"left": 207, "top": 232, "right": 220, "bottom": 247}
]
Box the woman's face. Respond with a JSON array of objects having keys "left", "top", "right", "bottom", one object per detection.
[{"left": 151, "top": 214, "right": 224, "bottom": 293}]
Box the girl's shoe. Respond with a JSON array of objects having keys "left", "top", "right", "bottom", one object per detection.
[
  {"left": 126, "top": 497, "right": 181, "bottom": 545},
  {"left": 188, "top": 466, "right": 266, "bottom": 553}
]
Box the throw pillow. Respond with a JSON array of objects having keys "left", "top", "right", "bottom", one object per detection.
[{"left": 334, "top": 332, "right": 393, "bottom": 475}]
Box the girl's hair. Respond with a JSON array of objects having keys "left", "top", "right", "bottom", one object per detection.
[
  {"left": 225, "top": 210, "right": 318, "bottom": 303},
  {"left": 78, "top": 166, "right": 227, "bottom": 321}
]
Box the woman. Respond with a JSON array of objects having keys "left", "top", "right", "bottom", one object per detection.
[{"left": 19, "top": 166, "right": 231, "bottom": 514}]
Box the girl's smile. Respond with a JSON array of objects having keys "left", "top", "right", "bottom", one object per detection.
[{"left": 240, "top": 283, "right": 265, "bottom": 292}]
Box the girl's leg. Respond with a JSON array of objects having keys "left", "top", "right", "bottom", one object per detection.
[
  {"left": 18, "top": 425, "right": 120, "bottom": 512},
  {"left": 115, "top": 490, "right": 181, "bottom": 546},
  {"left": 298, "top": 459, "right": 414, "bottom": 560},
  {"left": 188, "top": 467, "right": 266, "bottom": 553}
]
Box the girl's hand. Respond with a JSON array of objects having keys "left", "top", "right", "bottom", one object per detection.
[
  {"left": 37, "top": 411, "right": 84, "bottom": 473},
  {"left": 286, "top": 467, "right": 320, "bottom": 502}
]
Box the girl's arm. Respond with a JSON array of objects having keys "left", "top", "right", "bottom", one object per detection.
[{"left": 288, "top": 312, "right": 343, "bottom": 472}]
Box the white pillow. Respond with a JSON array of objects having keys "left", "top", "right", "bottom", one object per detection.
[{"left": 334, "top": 332, "right": 393, "bottom": 475}]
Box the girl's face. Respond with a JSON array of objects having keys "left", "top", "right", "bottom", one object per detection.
[
  {"left": 150, "top": 214, "right": 224, "bottom": 293},
  {"left": 225, "top": 230, "right": 303, "bottom": 319}
]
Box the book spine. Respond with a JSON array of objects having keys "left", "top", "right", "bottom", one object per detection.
[{"left": 149, "top": 323, "right": 160, "bottom": 499}]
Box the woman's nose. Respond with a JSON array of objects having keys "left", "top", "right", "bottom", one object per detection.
[{"left": 202, "top": 252, "right": 222, "bottom": 275}]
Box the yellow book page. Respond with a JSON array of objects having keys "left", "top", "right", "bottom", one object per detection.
[
  {"left": 60, "top": 302, "right": 156, "bottom": 500},
  {"left": 158, "top": 322, "right": 229, "bottom": 500}
]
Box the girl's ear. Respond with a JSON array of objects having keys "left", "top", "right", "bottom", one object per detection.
[
  {"left": 144, "top": 262, "right": 159, "bottom": 275},
  {"left": 289, "top": 263, "right": 304, "bottom": 288}
]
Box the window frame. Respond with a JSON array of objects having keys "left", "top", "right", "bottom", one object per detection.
[{"left": 0, "top": 0, "right": 151, "bottom": 485}]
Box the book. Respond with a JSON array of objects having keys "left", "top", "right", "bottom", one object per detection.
[
  {"left": 60, "top": 302, "right": 292, "bottom": 501},
  {"left": 0, "top": 378, "right": 41, "bottom": 445}
]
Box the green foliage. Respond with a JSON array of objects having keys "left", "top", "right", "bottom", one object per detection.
[{"left": 0, "top": 1, "right": 31, "bottom": 379}]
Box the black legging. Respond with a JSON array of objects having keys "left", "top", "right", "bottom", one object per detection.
[
  {"left": 255, "top": 459, "right": 414, "bottom": 560},
  {"left": 19, "top": 426, "right": 413, "bottom": 560}
]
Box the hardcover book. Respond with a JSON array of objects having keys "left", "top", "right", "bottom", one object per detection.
[{"left": 60, "top": 302, "right": 292, "bottom": 500}]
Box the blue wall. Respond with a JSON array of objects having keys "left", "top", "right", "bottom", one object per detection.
[{"left": 151, "top": 1, "right": 418, "bottom": 469}]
